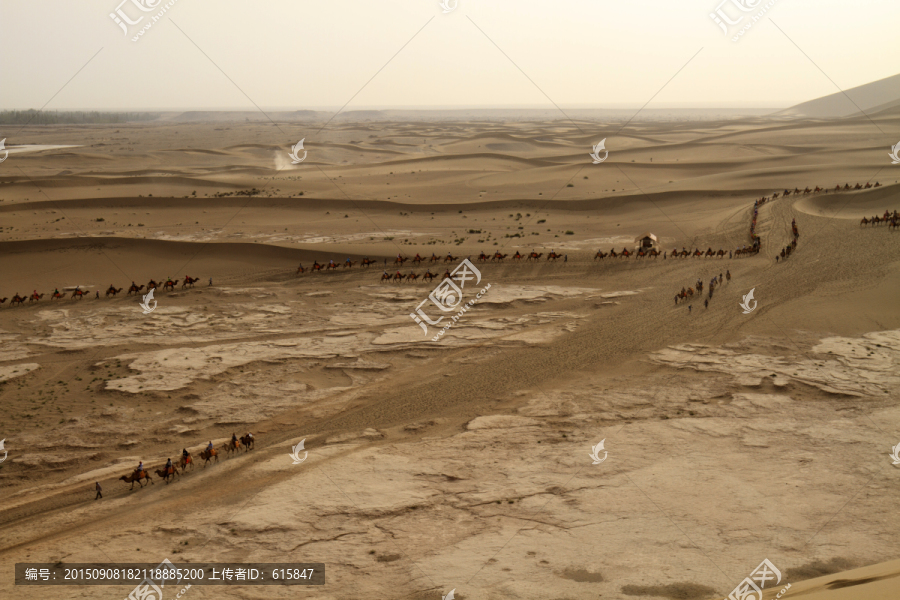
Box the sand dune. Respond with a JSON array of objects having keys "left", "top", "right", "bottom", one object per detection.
[{"left": 0, "top": 113, "right": 898, "bottom": 600}]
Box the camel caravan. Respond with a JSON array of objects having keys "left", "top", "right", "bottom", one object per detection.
[
  {"left": 860, "top": 209, "right": 899, "bottom": 229},
  {"left": 3, "top": 276, "right": 202, "bottom": 308},
  {"left": 120, "top": 433, "right": 255, "bottom": 490}
]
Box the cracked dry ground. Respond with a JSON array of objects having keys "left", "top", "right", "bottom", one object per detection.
[{"left": 1, "top": 200, "right": 900, "bottom": 600}]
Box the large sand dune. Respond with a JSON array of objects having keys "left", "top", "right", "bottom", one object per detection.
[{"left": 0, "top": 113, "right": 898, "bottom": 600}]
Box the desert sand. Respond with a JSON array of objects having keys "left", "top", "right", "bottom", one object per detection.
[{"left": 0, "top": 108, "right": 899, "bottom": 600}]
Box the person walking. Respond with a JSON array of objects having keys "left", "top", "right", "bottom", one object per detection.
[
  {"left": 704, "top": 299, "right": 708, "bottom": 309},
  {"left": 688, "top": 305, "right": 692, "bottom": 314},
  {"left": 209, "top": 278, "right": 213, "bottom": 286},
  {"left": 95, "top": 481, "right": 102, "bottom": 500},
  {"left": 729, "top": 250, "right": 732, "bottom": 259}
]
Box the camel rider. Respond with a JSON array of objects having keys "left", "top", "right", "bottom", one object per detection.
[
  {"left": 136, "top": 461, "right": 143, "bottom": 475},
  {"left": 232, "top": 432, "right": 238, "bottom": 447},
  {"left": 329, "top": 260, "right": 335, "bottom": 266},
  {"left": 346, "top": 258, "right": 351, "bottom": 264},
  {"left": 54, "top": 288, "right": 59, "bottom": 296},
  {"left": 182, "top": 448, "right": 190, "bottom": 459},
  {"left": 207, "top": 441, "right": 214, "bottom": 453},
  {"left": 165, "top": 457, "right": 173, "bottom": 472}
]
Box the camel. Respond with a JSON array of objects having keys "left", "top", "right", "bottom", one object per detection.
[
  {"left": 619, "top": 248, "right": 631, "bottom": 258},
  {"left": 547, "top": 251, "right": 563, "bottom": 261},
  {"left": 224, "top": 439, "right": 242, "bottom": 455},
  {"left": 163, "top": 279, "right": 179, "bottom": 291},
  {"left": 478, "top": 252, "right": 490, "bottom": 262},
  {"left": 513, "top": 251, "right": 525, "bottom": 261},
  {"left": 608, "top": 249, "right": 618, "bottom": 258},
  {"left": 874, "top": 182, "right": 882, "bottom": 187},
  {"left": 889, "top": 219, "right": 899, "bottom": 231},
  {"left": 406, "top": 272, "right": 420, "bottom": 283},
  {"left": 444, "top": 254, "right": 459, "bottom": 263},
  {"left": 636, "top": 249, "right": 646, "bottom": 258},
  {"left": 128, "top": 284, "right": 144, "bottom": 295},
  {"left": 492, "top": 252, "right": 507, "bottom": 261},
  {"left": 240, "top": 434, "right": 255, "bottom": 451},
  {"left": 716, "top": 249, "right": 726, "bottom": 258},
  {"left": 50, "top": 291, "right": 63, "bottom": 300},
  {"left": 527, "top": 252, "right": 543, "bottom": 261},
  {"left": 199, "top": 448, "right": 218, "bottom": 467},
  {"left": 803, "top": 187, "right": 812, "bottom": 194},
  {"left": 594, "top": 250, "right": 607, "bottom": 260},
  {"left": 412, "top": 254, "right": 424, "bottom": 265},
  {"left": 106, "top": 287, "right": 123, "bottom": 297},
  {"left": 180, "top": 454, "right": 194, "bottom": 471},
  {"left": 772, "top": 192, "right": 779, "bottom": 199},
  {"left": 794, "top": 188, "right": 801, "bottom": 194},
  {"left": 380, "top": 272, "right": 392, "bottom": 283},
  {"left": 854, "top": 183, "right": 862, "bottom": 190},
  {"left": 783, "top": 189, "right": 791, "bottom": 196},
  {"left": 814, "top": 186, "right": 822, "bottom": 193},
  {"left": 649, "top": 249, "right": 660, "bottom": 258},
  {"left": 120, "top": 470, "right": 153, "bottom": 489},
  {"left": 429, "top": 253, "right": 440, "bottom": 263},
  {"left": 392, "top": 271, "right": 404, "bottom": 283},
  {"left": 342, "top": 261, "right": 357, "bottom": 269},
  {"left": 325, "top": 262, "right": 339, "bottom": 270},
  {"left": 155, "top": 465, "right": 179, "bottom": 483},
  {"left": 422, "top": 271, "right": 436, "bottom": 283},
  {"left": 296, "top": 265, "right": 306, "bottom": 274},
  {"left": 182, "top": 276, "right": 199, "bottom": 288},
  {"left": 361, "top": 258, "right": 377, "bottom": 268},
  {"left": 311, "top": 262, "right": 325, "bottom": 272},
  {"left": 10, "top": 294, "right": 26, "bottom": 306},
  {"left": 147, "top": 279, "right": 160, "bottom": 290},
  {"left": 70, "top": 290, "right": 88, "bottom": 300},
  {"left": 692, "top": 249, "right": 703, "bottom": 257},
  {"left": 0, "top": 298, "right": 6, "bottom": 304},
  {"left": 442, "top": 270, "right": 452, "bottom": 281},
  {"left": 705, "top": 248, "right": 715, "bottom": 257},
  {"left": 394, "top": 256, "right": 408, "bottom": 265},
  {"left": 29, "top": 292, "right": 45, "bottom": 302}
]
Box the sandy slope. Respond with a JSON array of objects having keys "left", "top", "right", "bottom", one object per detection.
[{"left": 0, "top": 115, "right": 898, "bottom": 599}]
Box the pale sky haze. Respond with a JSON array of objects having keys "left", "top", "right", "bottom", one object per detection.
[{"left": 0, "top": 0, "right": 896, "bottom": 111}]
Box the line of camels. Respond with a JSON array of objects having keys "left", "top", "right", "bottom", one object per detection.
[
  {"left": 860, "top": 209, "right": 899, "bottom": 228},
  {"left": 120, "top": 434, "right": 255, "bottom": 489},
  {"left": 1, "top": 277, "right": 202, "bottom": 307}
]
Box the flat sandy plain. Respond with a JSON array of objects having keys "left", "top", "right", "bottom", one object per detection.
[{"left": 0, "top": 111, "right": 899, "bottom": 600}]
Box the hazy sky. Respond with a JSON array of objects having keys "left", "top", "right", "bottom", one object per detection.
[{"left": 0, "top": 0, "right": 896, "bottom": 111}]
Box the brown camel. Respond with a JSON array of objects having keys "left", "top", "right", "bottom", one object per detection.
[
  {"left": 155, "top": 465, "right": 179, "bottom": 483},
  {"left": 70, "top": 290, "right": 88, "bottom": 300},
  {"left": 180, "top": 454, "right": 194, "bottom": 471},
  {"left": 29, "top": 292, "right": 45, "bottom": 302},
  {"left": 200, "top": 448, "right": 218, "bottom": 467},
  {"left": 163, "top": 280, "right": 179, "bottom": 291},
  {"left": 240, "top": 434, "right": 255, "bottom": 450},
  {"left": 106, "top": 287, "right": 123, "bottom": 297},
  {"left": 120, "top": 470, "right": 153, "bottom": 489},
  {"left": 128, "top": 284, "right": 144, "bottom": 295}
]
